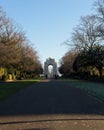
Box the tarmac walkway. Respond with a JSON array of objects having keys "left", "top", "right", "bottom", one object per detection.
[{"left": 0, "top": 80, "right": 104, "bottom": 130}]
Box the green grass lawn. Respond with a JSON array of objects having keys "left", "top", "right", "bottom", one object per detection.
[
  {"left": 64, "top": 79, "right": 104, "bottom": 102},
  {"left": 0, "top": 79, "right": 39, "bottom": 100}
]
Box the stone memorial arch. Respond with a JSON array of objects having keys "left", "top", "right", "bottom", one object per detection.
[{"left": 44, "top": 58, "right": 58, "bottom": 79}]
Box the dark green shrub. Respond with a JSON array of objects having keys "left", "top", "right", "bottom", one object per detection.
[{"left": 2, "top": 75, "right": 8, "bottom": 81}]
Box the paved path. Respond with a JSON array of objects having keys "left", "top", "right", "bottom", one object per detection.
[{"left": 0, "top": 80, "right": 104, "bottom": 130}]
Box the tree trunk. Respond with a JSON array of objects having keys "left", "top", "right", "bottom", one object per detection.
[{"left": 98, "top": 67, "right": 102, "bottom": 79}]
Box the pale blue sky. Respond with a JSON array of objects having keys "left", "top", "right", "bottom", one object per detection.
[{"left": 0, "top": 0, "right": 94, "bottom": 66}]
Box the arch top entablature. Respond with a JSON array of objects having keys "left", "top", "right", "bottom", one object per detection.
[{"left": 44, "top": 58, "right": 56, "bottom": 66}]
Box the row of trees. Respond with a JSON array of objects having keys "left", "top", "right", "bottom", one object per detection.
[
  {"left": 59, "top": 0, "right": 104, "bottom": 79},
  {"left": 0, "top": 7, "right": 43, "bottom": 80}
]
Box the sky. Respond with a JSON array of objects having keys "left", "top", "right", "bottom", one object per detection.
[{"left": 0, "top": 0, "right": 94, "bottom": 66}]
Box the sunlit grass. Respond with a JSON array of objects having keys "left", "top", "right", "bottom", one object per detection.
[{"left": 0, "top": 79, "right": 38, "bottom": 100}]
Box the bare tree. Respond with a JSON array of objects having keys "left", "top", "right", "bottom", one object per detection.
[
  {"left": 59, "top": 50, "right": 77, "bottom": 77},
  {"left": 72, "top": 15, "right": 102, "bottom": 51},
  {"left": 94, "top": 0, "right": 104, "bottom": 21},
  {"left": 94, "top": 0, "right": 104, "bottom": 38},
  {"left": 0, "top": 6, "right": 42, "bottom": 79}
]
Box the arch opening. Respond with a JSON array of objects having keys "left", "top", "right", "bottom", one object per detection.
[{"left": 48, "top": 65, "right": 53, "bottom": 78}]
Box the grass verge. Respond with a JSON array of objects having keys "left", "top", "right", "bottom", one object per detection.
[
  {"left": 63, "top": 79, "right": 104, "bottom": 102},
  {"left": 0, "top": 79, "right": 39, "bottom": 100}
]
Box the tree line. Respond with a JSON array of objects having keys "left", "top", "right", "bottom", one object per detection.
[
  {"left": 0, "top": 7, "right": 43, "bottom": 81},
  {"left": 59, "top": 0, "right": 104, "bottom": 80}
]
